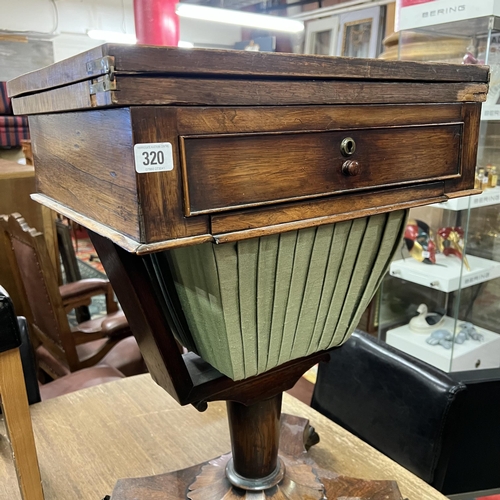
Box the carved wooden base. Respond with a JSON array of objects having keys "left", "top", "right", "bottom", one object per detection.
[{"left": 109, "top": 414, "right": 404, "bottom": 500}]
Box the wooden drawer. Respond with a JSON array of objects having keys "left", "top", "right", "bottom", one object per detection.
[{"left": 181, "top": 124, "right": 462, "bottom": 216}]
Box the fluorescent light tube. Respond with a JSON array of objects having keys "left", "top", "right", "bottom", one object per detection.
[
  {"left": 87, "top": 30, "right": 137, "bottom": 44},
  {"left": 175, "top": 3, "right": 304, "bottom": 33}
]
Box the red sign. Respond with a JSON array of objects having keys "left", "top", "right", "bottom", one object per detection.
[{"left": 401, "top": 0, "right": 434, "bottom": 6}]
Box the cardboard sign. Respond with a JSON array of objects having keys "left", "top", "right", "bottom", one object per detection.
[{"left": 396, "top": 0, "right": 500, "bottom": 31}]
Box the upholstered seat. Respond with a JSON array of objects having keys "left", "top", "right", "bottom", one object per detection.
[
  {"left": 1, "top": 213, "right": 146, "bottom": 378},
  {"left": 14, "top": 313, "right": 125, "bottom": 403}
]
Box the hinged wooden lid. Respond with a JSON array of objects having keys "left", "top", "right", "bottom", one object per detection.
[{"left": 7, "top": 44, "right": 490, "bottom": 115}]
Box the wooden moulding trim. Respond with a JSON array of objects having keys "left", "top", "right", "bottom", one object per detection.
[
  {"left": 30, "top": 194, "right": 144, "bottom": 252},
  {"left": 32, "top": 192, "right": 453, "bottom": 253},
  {"left": 446, "top": 188, "right": 482, "bottom": 199},
  {"left": 31, "top": 194, "right": 214, "bottom": 254},
  {"left": 212, "top": 196, "right": 448, "bottom": 245},
  {"left": 178, "top": 135, "right": 192, "bottom": 217}
]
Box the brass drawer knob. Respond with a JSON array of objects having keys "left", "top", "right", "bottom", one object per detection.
[{"left": 342, "top": 160, "right": 360, "bottom": 176}]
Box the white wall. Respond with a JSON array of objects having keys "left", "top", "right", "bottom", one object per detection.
[{"left": 0, "top": 0, "right": 243, "bottom": 61}]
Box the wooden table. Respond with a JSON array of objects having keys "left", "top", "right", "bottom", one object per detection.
[{"left": 0, "top": 374, "right": 446, "bottom": 500}]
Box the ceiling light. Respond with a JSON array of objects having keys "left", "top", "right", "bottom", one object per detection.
[
  {"left": 175, "top": 4, "right": 304, "bottom": 33},
  {"left": 87, "top": 30, "right": 137, "bottom": 44},
  {"left": 178, "top": 40, "right": 194, "bottom": 48}
]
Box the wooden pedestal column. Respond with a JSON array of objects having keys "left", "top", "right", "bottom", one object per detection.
[{"left": 226, "top": 394, "right": 283, "bottom": 489}]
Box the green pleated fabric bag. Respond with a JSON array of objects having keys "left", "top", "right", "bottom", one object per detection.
[{"left": 166, "top": 210, "right": 407, "bottom": 380}]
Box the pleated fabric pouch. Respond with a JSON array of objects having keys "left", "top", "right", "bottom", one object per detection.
[{"left": 166, "top": 210, "right": 407, "bottom": 380}]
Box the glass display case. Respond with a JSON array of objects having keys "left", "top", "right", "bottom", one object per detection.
[{"left": 378, "top": 15, "right": 500, "bottom": 372}]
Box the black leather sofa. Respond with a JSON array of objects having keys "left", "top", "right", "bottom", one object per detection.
[{"left": 311, "top": 330, "right": 500, "bottom": 496}]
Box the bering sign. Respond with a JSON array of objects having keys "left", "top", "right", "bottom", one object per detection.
[
  {"left": 421, "top": 5, "right": 466, "bottom": 18},
  {"left": 397, "top": 0, "right": 500, "bottom": 31}
]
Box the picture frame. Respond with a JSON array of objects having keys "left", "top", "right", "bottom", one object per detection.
[
  {"left": 337, "top": 6, "right": 382, "bottom": 59},
  {"left": 304, "top": 16, "right": 339, "bottom": 56}
]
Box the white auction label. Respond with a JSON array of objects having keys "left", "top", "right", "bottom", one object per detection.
[{"left": 134, "top": 142, "right": 174, "bottom": 173}]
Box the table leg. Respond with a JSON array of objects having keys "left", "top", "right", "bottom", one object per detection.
[{"left": 109, "top": 399, "right": 405, "bottom": 500}]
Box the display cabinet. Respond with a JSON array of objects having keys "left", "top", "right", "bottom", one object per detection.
[{"left": 378, "top": 15, "right": 500, "bottom": 373}]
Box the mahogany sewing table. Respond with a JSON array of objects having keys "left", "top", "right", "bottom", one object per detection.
[{"left": 7, "top": 46, "right": 488, "bottom": 499}]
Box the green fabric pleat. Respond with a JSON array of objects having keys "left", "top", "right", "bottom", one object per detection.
[
  {"left": 266, "top": 231, "right": 297, "bottom": 372},
  {"left": 166, "top": 210, "right": 408, "bottom": 381},
  {"left": 336, "top": 210, "right": 407, "bottom": 346},
  {"left": 278, "top": 227, "right": 316, "bottom": 366},
  {"left": 213, "top": 243, "right": 245, "bottom": 380},
  {"left": 318, "top": 217, "right": 368, "bottom": 352},
  {"left": 291, "top": 224, "right": 335, "bottom": 360},
  {"left": 306, "top": 220, "right": 351, "bottom": 355},
  {"left": 330, "top": 213, "right": 386, "bottom": 347},
  {"left": 256, "top": 234, "right": 279, "bottom": 374},
  {"left": 237, "top": 238, "right": 258, "bottom": 378},
  {"left": 169, "top": 244, "right": 228, "bottom": 374}
]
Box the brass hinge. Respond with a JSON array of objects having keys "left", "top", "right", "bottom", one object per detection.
[
  {"left": 89, "top": 74, "right": 117, "bottom": 95},
  {"left": 86, "top": 56, "right": 115, "bottom": 76}
]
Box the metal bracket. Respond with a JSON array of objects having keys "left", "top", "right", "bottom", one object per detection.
[
  {"left": 86, "top": 56, "right": 115, "bottom": 76},
  {"left": 89, "top": 74, "right": 117, "bottom": 95}
]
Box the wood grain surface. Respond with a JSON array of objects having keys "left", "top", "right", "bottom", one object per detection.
[
  {"left": 0, "top": 374, "right": 447, "bottom": 500},
  {"left": 29, "top": 109, "right": 141, "bottom": 241},
  {"left": 176, "top": 103, "right": 464, "bottom": 135},
  {"left": 130, "top": 107, "right": 210, "bottom": 242},
  {"left": 112, "top": 77, "right": 487, "bottom": 107},
  {"left": 0, "top": 159, "right": 34, "bottom": 178},
  {"left": 26, "top": 101, "right": 481, "bottom": 249},
  {"left": 11, "top": 80, "right": 95, "bottom": 116},
  {"left": 210, "top": 183, "right": 447, "bottom": 240},
  {"left": 111, "top": 414, "right": 403, "bottom": 500},
  {"left": 11, "top": 79, "right": 488, "bottom": 115},
  {"left": 182, "top": 124, "right": 461, "bottom": 215},
  {"left": 7, "top": 44, "right": 489, "bottom": 99},
  {"left": 0, "top": 348, "right": 43, "bottom": 500}
]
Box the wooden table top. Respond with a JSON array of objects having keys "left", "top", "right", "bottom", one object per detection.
[
  {"left": 0, "top": 158, "right": 33, "bottom": 179},
  {"left": 0, "top": 374, "right": 446, "bottom": 500}
]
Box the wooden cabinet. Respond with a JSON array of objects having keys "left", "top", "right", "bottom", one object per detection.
[{"left": 6, "top": 45, "right": 488, "bottom": 255}]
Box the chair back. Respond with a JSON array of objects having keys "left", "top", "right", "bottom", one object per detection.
[
  {"left": 2, "top": 214, "right": 78, "bottom": 370},
  {"left": 0, "top": 214, "right": 30, "bottom": 317},
  {"left": 311, "top": 331, "right": 467, "bottom": 491}
]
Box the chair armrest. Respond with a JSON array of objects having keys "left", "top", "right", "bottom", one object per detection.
[
  {"left": 72, "top": 311, "right": 131, "bottom": 343},
  {"left": 60, "top": 279, "right": 118, "bottom": 313}
]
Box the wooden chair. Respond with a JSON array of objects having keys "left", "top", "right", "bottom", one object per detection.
[
  {"left": 0, "top": 285, "right": 44, "bottom": 500},
  {"left": 0, "top": 213, "right": 145, "bottom": 378}
]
